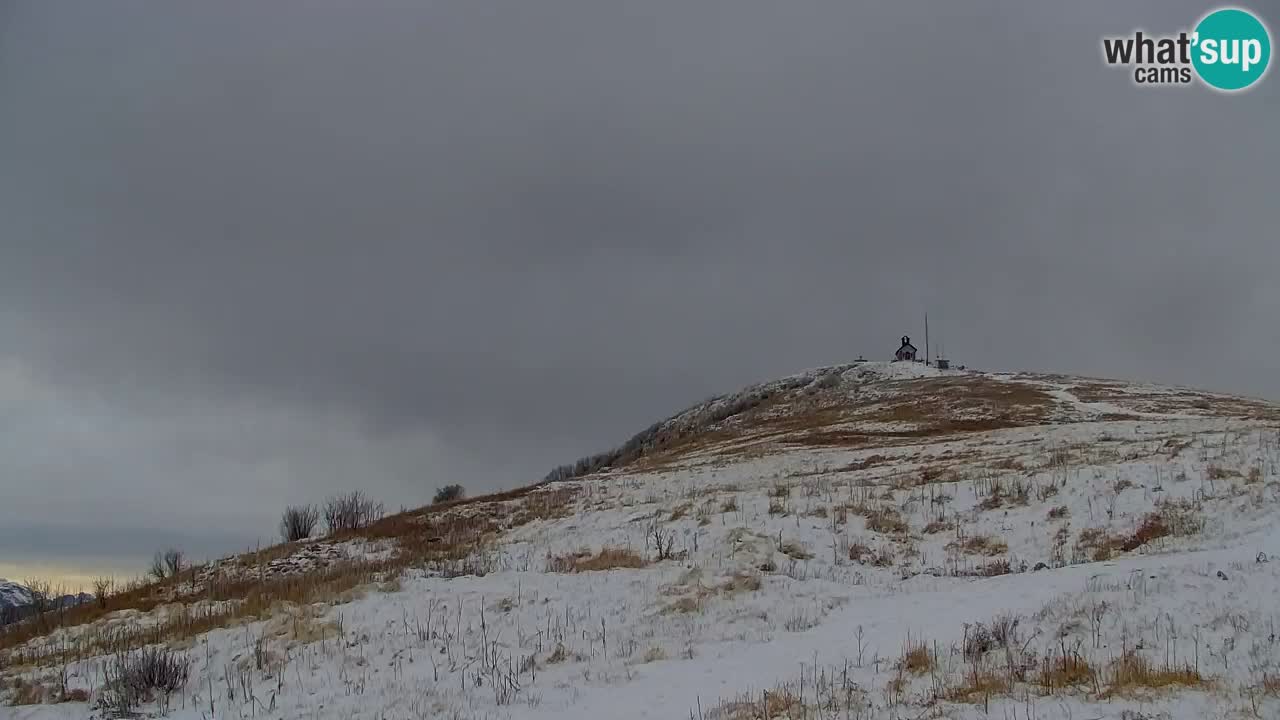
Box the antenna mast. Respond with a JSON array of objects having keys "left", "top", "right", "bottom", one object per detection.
[{"left": 925, "top": 313, "right": 930, "bottom": 367}]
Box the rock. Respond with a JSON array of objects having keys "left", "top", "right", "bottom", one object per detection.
[
  {"left": 1257, "top": 552, "right": 1269, "bottom": 563},
  {"left": 1216, "top": 570, "right": 1228, "bottom": 580},
  {"left": 1033, "top": 562, "right": 1050, "bottom": 572}
]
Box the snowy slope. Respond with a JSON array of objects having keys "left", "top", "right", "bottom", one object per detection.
[
  {"left": 6, "top": 363, "right": 1280, "bottom": 719},
  {"left": 0, "top": 579, "right": 34, "bottom": 612}
]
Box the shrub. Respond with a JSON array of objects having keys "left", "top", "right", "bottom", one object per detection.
[
  {"left": 98, "top": 647, "right": 190, "bottom": 716},
  {"left": 149, "top": 548, "right": 184, "bottom": 581},
  {"left": 279, "top": 504, "right": 320, "bottom": 542},
  {"left": 897, "top": 636, "right": 934, "bottom": 674},
  {"left": 323, "top": 491, "right": 384, "bottom": 533},
  {"left": 1121, "top": 499, "right": 1203, "bottom": 552},
  {"left": 432, "top": 484, "right": 466, "bottom": 504},
  {"left": 92, "top": 577, "right": 113, "bottom": 609}
]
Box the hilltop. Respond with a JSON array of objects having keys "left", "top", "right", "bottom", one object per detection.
[{"left": 5, "top": 362, "right": 1280, "bottom": 719}]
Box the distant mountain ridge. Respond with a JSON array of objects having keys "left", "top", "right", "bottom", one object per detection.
[
  {"left": 0, "top": 578, "right": 91, "bottom": 626},
  {"left": 0, "top": 578, "right": 34, "bottom": 611}
]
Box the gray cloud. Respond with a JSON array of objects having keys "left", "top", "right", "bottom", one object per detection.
[{"left": 1, "top": 1, "right": 1276, "bottom": 574}]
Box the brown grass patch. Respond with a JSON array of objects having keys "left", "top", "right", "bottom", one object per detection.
[
  {"left": 547, "top": 547, "right": 648, "bottom": 573},
  {"left": 896, "top": 636, "right": 934, "bottom": 674},
  {"left": 942, "top": 666, "right": 1014, "bottom": 703},
  {"left": 847, "top": 542, "right": 894, "bottom": 567},
  {"left": 1120, "top": 498, "right": 1204, "bottom": 553},
  {"left": 864, "top": 508, "right": 910, "bottom": 535},
  {"left": 948, "top": 535, "right": 1008, "bottom": 557},
  {"left": 1102, "top": 651, "right": 1207, "bottom": 697}
]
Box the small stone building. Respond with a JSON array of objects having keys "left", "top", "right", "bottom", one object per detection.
[{"left": 894, "top": 336, "right": 917, "bottom": 362}]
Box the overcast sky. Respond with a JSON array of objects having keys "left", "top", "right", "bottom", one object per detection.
[{"left": 1, "top": 1, "right": 1277, "bottom": 584}]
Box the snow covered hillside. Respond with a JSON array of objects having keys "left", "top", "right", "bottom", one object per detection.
[
  {"left": 6, "top": 362, "right": 1280, "bottom": 720},
  {"left": 0, "top": 580, "right": 34, "bottom": 614}
]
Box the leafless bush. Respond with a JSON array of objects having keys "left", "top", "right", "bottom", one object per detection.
[
  {"left": 98, "top": 646, "right": 191, "bottom": 716},
  {"left": 92, "top": 577, "right": 113, "bottom": 609},
  {"left": 280, "top": 504, "right": 320, "bottom": 541},
  {"left": 323, "top": 491, "right": 384, "bottom": 533},
  {"left": 647, "top": 522, "right": 676, "bottom": 561},
  {"left": 147, "top": 548, "right": 183, "bottom": 581}
]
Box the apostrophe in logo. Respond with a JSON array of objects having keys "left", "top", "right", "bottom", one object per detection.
[
  {"left": 1101, "top": 6, "right": 1271, "bottom": 92},
  {"left": 1192, "top": 8, "right": 1271, "bottom": 91}
]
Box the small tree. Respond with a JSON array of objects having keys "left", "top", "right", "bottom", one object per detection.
[
  {"left": 150, "top": 548, "right": 183, "bottom": 581},
  {"left": 322, "top": 491, "right": 384, "bottom": 534},
  {"left": 280, "top": 504, "right": 320, "bottom": 541},
  {"left": 92, "top": 577, "right": 114, "bottom": 609},
  {"left": 432, "top": 484, "right": 466, "bottom": 504},
  {"left": 163, "top": 548, "right": 184, "bottom": 578},
  {"left": 149, "top": 553, "right": 167, "bottom": 581}
]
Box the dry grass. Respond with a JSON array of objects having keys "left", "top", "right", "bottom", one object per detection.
[
  {"left": 847, "top": 542, "right": 894, "bottom": 567},
  {"left": 3, "top": 486, "right": 572, "bottom": 667},
  {"left": 1036, "top": 650, "right": 1097, "bottom": 691},
  {"left": 261, "top": 603, "right": 342, "bottom": 646},
  {"left": 1254, "top": 672, "right": 1280, "bottom": 696},
  {"left": 971, "top": 559, "right": 1012, "bottom": 577},
  {"left": 547, "top": 547, "right": 648, "bottom": 573},
  {"left": 896, "top": 636, "right": 934, "bottom": 674},
  {"left": 718, "top": 572, "right": 762, "bottom": 595},
  {"left": 1075, "top": 527, "right": 1125, "bottom": 562},
  {"left": 642, "top": 647, "right": 666, "bottom": 663},
  {"left": 663, "top": 596, "right": 704, "bottom": 615},
  {"left": 1047, "top": 505, "right": 1069, "bottom": 520},
  {"left": 1121, "top": 498, "right": 1204, "bottom": 553},
  {"left": 944, "top": 667, "right": 1013, "bottom": 703},
  {"left": 717, "top": 688, "right": 803, "bottom": 720},
  {"left": 1207, "top": 465, "right": 1239, "bottom": 481},
  {"left": 6, "top": 678, "right": 46, "bottom": 705},
  {"left": 922, "top": 518, "right": 954, "bottom": 534},
  {"left": 1101, "top": 651, "right": 1207, "bottom": 697},
  {"left": 779, "top": 540, "right": 813, "bottom": 560},
  {"left": 864, "top": 508, "right": 910, "bottom": 535},
  {"left": 977, "top": 475, "right": 1029, "bottom": 511},
  {"left": 948, "top": 535, "right": 1008, "bottom": 557}
]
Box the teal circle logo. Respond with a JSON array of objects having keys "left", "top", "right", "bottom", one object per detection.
[{"left": 1192, "top": 8, "right": 1271, "bottom": 91}]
